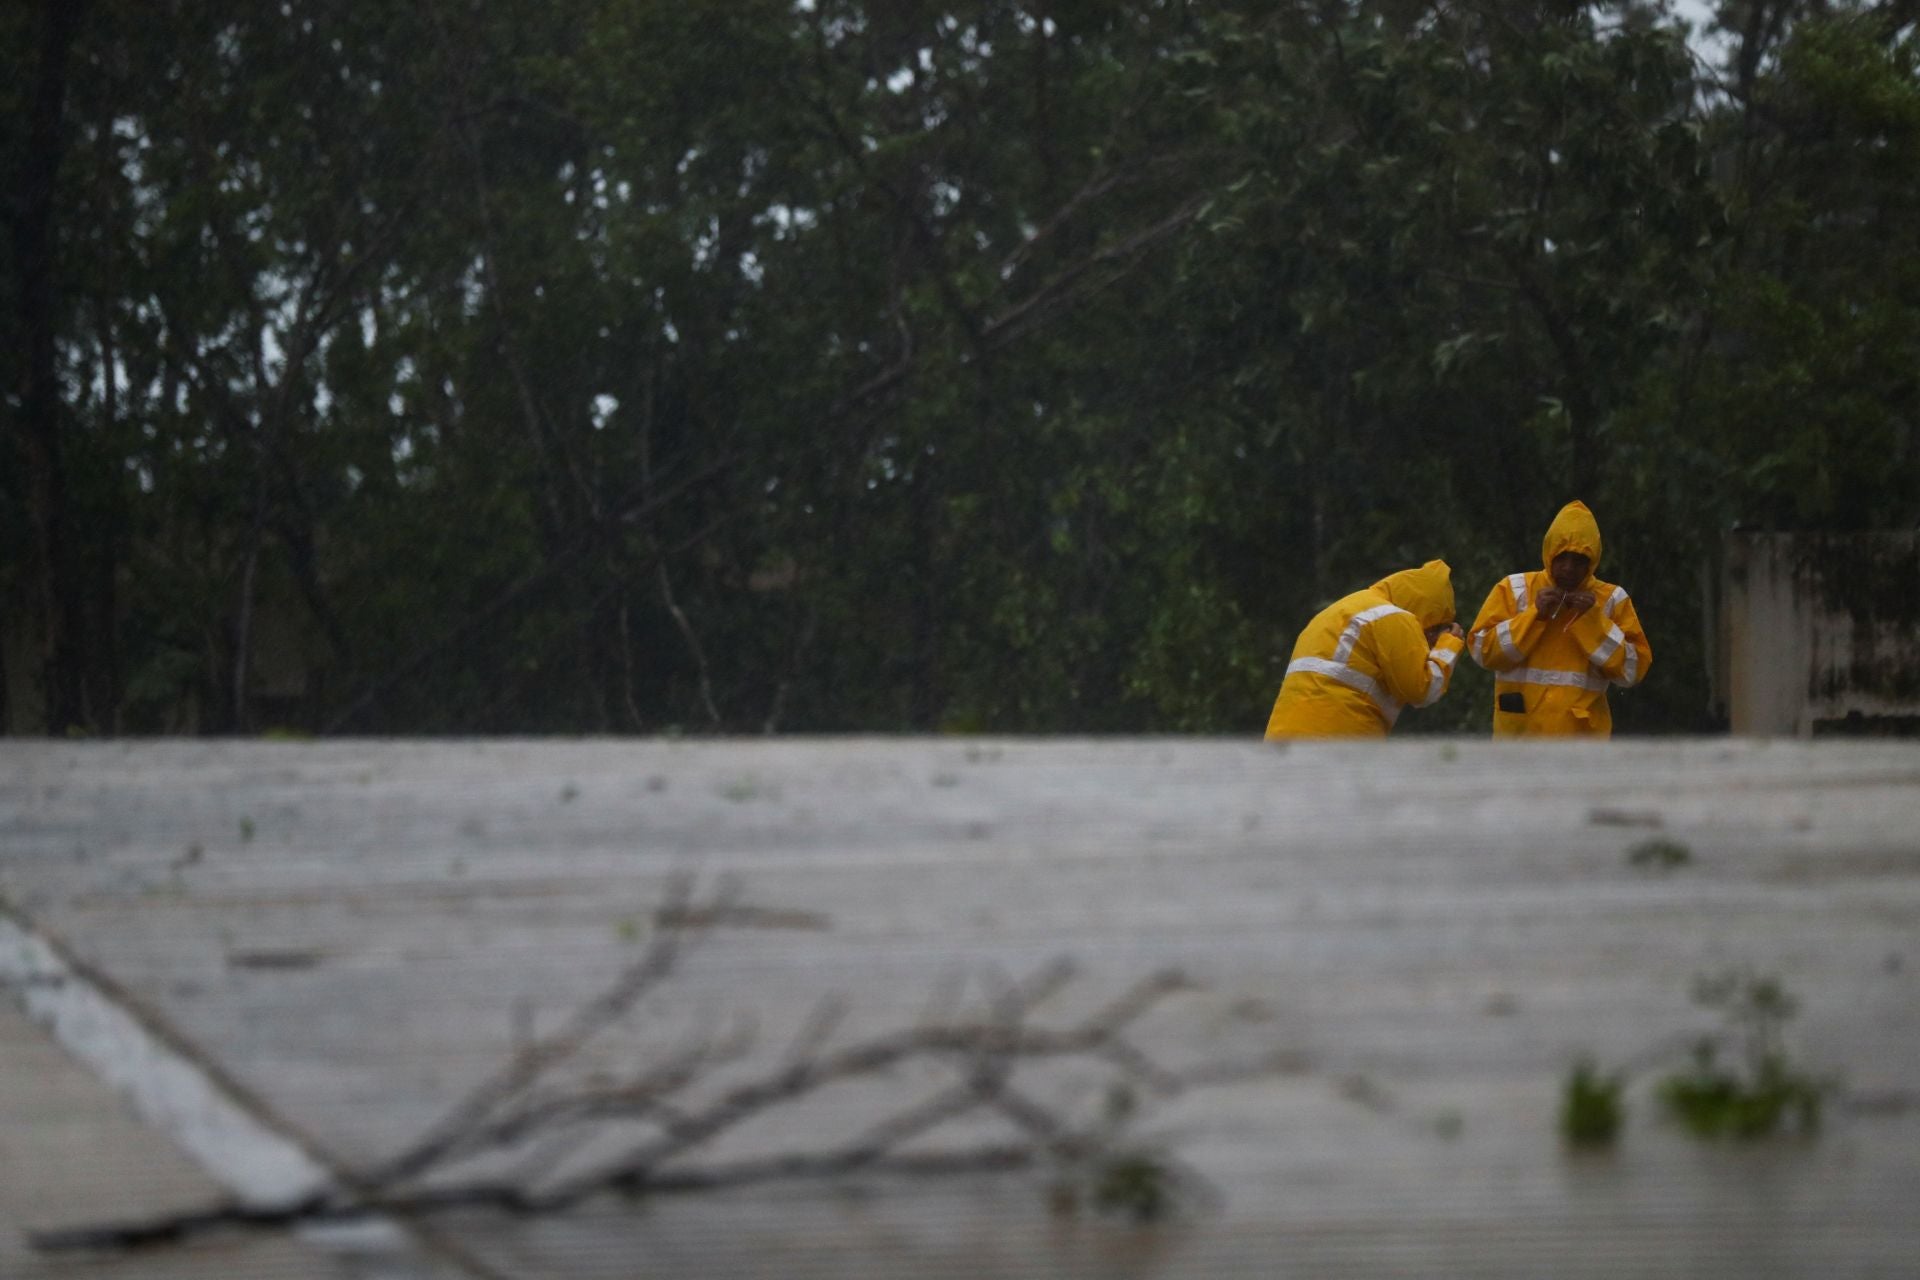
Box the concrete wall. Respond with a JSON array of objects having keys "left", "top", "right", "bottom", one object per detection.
[{"left": 1721, "top": 532, "right": 1920, "bottom": 736}]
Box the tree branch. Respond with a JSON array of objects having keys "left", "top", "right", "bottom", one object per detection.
[{"left": 32, "top": 884, "right": 1237, "bottom": 1254}]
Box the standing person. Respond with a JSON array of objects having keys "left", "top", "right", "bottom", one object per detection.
[
  {"left": 1466, "top": 500, "right": 1651, "bottom": 737},
  {"left": 1265, "top": 560, "right": 1466, "bottom": 739}
]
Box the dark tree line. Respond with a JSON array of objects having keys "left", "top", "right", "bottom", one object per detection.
[{"left": 4, "top": 0, "right": 1917, "bottom": 736}]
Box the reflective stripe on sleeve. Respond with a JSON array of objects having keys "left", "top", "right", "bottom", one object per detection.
[
  {"left": 1589, "top": 624, "right": 1626, "bottom": 667},
  {"left": 1616, "top": 642, "right": 1641, "bottom": 688},
  {"left": 1285, "top": 656, "right": 1403, "bottom": 722},
  {"left": 1333, "top": 603, "right": 1409, "bottom": 663},
  {"left": 1412, "top": 658, "right": 1447, "bottom": 708},
  {"left": 1508, "top": 573, "right": 1529, "bottom": 613},
  {"left": 1605, "top": 587, "right": 1627, "bottom": 618},
  {"left": 1470, "top": 630, "right": 1487, "bottom": 665},
  {"left": 1495, "top": 618, "right": 1523, "bottom": 664}
]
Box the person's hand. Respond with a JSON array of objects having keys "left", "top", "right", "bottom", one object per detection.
[
  {"left": 1440, "top": 622, "right": 1464, "bottom": 640},
  {"left": 1535, "top": 586, "right": 1565, "bottom": 615},
  {"left": 1564, "top": 590, "right": 1596, "bottom": 616}
]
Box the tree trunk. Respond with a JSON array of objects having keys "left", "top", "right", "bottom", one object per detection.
[
  {"left": 908, "top": 464, "right": 939, "bottom": 730},
  {"left": 10, "top": 0, "right": 88, "bottom": 735}
]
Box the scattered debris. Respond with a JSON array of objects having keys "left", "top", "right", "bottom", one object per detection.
[
  {"left": 655, "top": 903, "right": 831, "bottom": 932},
  {"left": 1589, "top": 808, "right": 1663, "bottom": 829},
  {"left": 1626, "top": 837, "right": 1692, "bottom": 870},
  {"left": 719, "top": 777, "right": 766, "bottom": 802},
  {"left": 226, "top": 950, "right": 326, "bottom": 972},
  {"left": 1338, "top": 1074, "right": 1394, "bottom": 1114}
]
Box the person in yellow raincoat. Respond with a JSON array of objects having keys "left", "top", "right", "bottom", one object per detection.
[
  {"left": 1265, "top": 560, "right": 1467, "bottom": 738},
  {"left": 1466, "top": 500, "right": 1652, "bottom": 737}
]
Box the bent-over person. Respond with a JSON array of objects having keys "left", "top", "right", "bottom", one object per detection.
[{"left": 1265, "top": 560, "right": 1466, "bottom": 739}]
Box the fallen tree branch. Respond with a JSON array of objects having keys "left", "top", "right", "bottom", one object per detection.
[
  {"left": 362, "top": 872, "right": 734, "bottom": 1189},
  {"left": 33, "top": 880, "right": 1241, "bottom": 1254}
]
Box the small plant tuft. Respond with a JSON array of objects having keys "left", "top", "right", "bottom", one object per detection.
[
  {"left": 1657, "top": 970, "right": 1827, "bottom": 1139},
  {"left": 1044, "top": 1083, "right": 1188, "bottom": 1223},
  {"left": 1659, "top": 1042, "right": 1824, "bottom": 1139},
  {"left": 1091, "top": 1151, "right": 1173, "bottom": 1223},
  {"left": 1561, "top": 1057, "right": 1626, "bottom": 1148}
]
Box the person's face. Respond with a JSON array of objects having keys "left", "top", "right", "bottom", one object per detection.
[{"left": 1550, "top": 551, "right": 1592, "bottom": 590}]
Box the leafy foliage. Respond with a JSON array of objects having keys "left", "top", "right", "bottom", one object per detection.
[{"left": 1560, "top": 1056, "right": 1627, "bottom": 1149}]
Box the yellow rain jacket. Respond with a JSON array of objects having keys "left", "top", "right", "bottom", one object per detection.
[
  {"left": 1265, "top": 560, "right": 1467, "bottom": 738},
  {"left": 1466, "top": 501, "right": 1652, "bottom": 737}
]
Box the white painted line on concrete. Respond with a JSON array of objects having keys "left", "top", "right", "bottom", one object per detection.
[
  {"left": 0, "top": 908, "right": 473, "bottom": 1279},
  {"left": 0, "top": 912, "right": 331, "bottom": 1203}
]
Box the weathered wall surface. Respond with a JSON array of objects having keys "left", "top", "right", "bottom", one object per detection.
[{"left": 1720, "top": 532, "right": 1920, "bottom": 736}]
